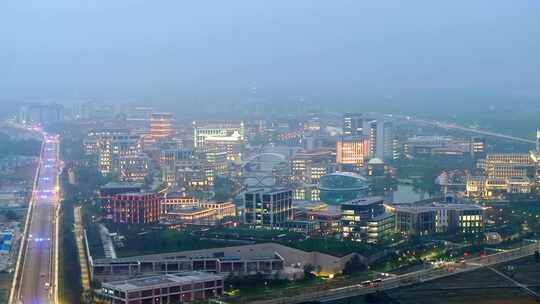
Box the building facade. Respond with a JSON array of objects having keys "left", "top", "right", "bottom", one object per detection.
[{"left": 243, "top": 188, "right": 293, "bottom": 227}]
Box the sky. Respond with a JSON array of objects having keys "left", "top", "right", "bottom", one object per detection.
[{"left": 1, "top": 1, "right": 540, "bottom": 115}]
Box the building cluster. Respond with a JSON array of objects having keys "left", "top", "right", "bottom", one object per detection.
[
  {"left": 240, "top": 187, "right": 485, "bottom": 243},
  {"left": 99, "top": 182, "right": 236, "bottom": 227}
]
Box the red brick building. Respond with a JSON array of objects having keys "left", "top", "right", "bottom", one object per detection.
[{"left": 109, "top": 193, "right": 160, "bottom": 224}]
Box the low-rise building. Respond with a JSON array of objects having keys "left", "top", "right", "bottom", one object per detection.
[
  {"left": 340, "top": 197, "right": 385, "bottom": 241},
  {"left": 389, "top": 202, "right": 485, "bottom": 236},
  {"left": 96, "top": 272, "right": 224, "bottom": 304},
  {"left": 366, "top": 213, "right": 394, "bottom": 243}
]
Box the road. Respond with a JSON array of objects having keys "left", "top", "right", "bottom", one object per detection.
[
  {"left": 252, "top": 241, "right": 540, "bottom": 304},
  {"left": 11, "top": 131, "right": 60, "bottom": 304}
]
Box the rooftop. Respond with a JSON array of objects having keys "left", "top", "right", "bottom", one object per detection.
[
  {"left": 103, "top": 272, "right": 222, "bottom": 291},
  {"left": 101, "top": 182, "right": 143, "bottom": 189},
  {"left": 341, "top": 196, "right": 385, "bottom": 206}
]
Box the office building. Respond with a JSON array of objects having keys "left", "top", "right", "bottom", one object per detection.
[
  {"left": 340, "top": 197, "right": 385, "bottom": 241},
  {"left": 366, "top": 213, "right": 395, "bottom": 243},
  {"left": 343, "top": 113, "right": 364, "bottom": 136},
  {"left": 96, "top": 272, "right": 224, "bottom": 304},
  {"left": 389, "top": 202, "right": 485, "bottom": 236},
  {"left": 244, "top": 188, "right": 293, "bottom": 227},
  {"left": 150, "top": 112, "right": 175, "bottom": 140},
  {"left": 336, "top": 136, "right": 370, "bottom": 170}
]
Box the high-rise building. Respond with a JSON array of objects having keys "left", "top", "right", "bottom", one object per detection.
[
  {"left": 243, "top": 188, "right": 293, "bottom": 227},
  {"left": 342, "top": 113, "right": 363, "bottom": 136},
  {"left": 365, "top": 120, "right": 396, "bottom": 161},
  {"left": 336, "top": 136, "right": 370, "bottom": 170},
  {"left": 150, "top": 112, "right": 175, "bottom": 140}
]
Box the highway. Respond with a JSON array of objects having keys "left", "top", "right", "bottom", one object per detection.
[{"left": 10, "top": 131, "right": 60, "bottom": 304}]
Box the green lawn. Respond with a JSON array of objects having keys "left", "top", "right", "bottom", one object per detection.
[{"left": 115, "top": 229, "right": 242, "bottom": 258}]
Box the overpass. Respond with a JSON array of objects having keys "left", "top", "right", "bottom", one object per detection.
[{"left": 251, "top": 241, "right": 540, "bottom": 304}]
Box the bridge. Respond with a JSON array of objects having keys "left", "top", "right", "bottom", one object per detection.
[
  {"left": 392, "top": 114, "right": 536, "bottom": 145},
  {"left": 251, "top": 242, "right": 540, "bottom": 304}
]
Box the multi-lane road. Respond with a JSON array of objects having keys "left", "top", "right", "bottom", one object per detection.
[{"left": 10, "top": 131, "right": 60, "bottom": 304}]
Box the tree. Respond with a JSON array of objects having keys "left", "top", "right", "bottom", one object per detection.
[
  {"left": 303, "top": 264, "right": 316, "bottom": 279},
  {"left": 343, "top": 255, "right": 366, "bottom": 275}
]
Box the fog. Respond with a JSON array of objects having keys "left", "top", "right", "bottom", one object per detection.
[{"left": 2, "top": 1, "right": 540, "bottom": 115}]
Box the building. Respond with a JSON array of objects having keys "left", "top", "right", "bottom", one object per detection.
[
  {"left": 18, "top": 102, "right": 64, "bottom": 126},
  {"left": 150, "top": 112, "right": 175, "bottom": 140},
  {"left": 96, "top": 272, "right": 224, "bottom": 303},
  {"left": 244, "top": 188, "right": 293, "bottom": 227},
  {"left": 343, "top": 113, "right": 364, "bottom": 136},
  {"left": 318, "top": 172, "right": 369, "bottom": 204},
  {"left": 161, "top": 192, "right": 199, "bottom": 215},
  {"left": 90, "top": 246, "right": 287, "bottom": 282},
  {"left": 104, "top": 192, "right": 160, "bottom": 225},
  {"left": 290, "top": 150, "right": 334, "bottom": 185},
  {"left": 340, "top": 197, "right": 385, "bottom": 241},
  {"left": 118, "top": 153, "right": 150, "bottom": 183},
  {"left": 304, "top": 112, "right": 321, "bottom": 132},
  {"left": 96, "top": 131, "right": 142, "bottom": 176},
  {"left": 364, "top": 120, "right": 396, "bottom": 161},
  {"left": 200, "top": 201, "right": 236, "bottom": 220},
  {"left": 193, "top": 121, "right": 245, "bottom": 161},
  {"left": 203, "top": 151, "right": 228, "bottom": 185},
  {"left": 403, "top": 136, "right": 471, "bottom": 158},
  {"left": 478, "top": 153, "right": 535, "bottom": 180},
  {"left": 389, "top": 202, "right": 485, "bottom": 236},
  {"left": 366, "top": 158, "right": 390, "bottom": 177},
  {"left": 166, "top": 207, "right": 218, "bottom": 225},
  {"left": 471, "top": 137, "right": 486, "bottom": 159},
  {"left": 336, "top": 136, "right": 370, "bottom": 170},
  {"left": 294, "top": 202, "right": 341, "bottom": 235},
  {"left": 84, "top": 128, "right": 130, "bottom": 157},
  {"left": 366, "top": 213, "right": 395, "bottom": 243},
  {"left": 465, "top": 176, "right": 533, "bottom": 199}
]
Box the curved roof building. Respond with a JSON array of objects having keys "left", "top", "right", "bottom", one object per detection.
[
  {"left": 319, "top": 172, "right": 369, "bottom": 191},
  {"left": 319, "top": 172, "right": 369, "bottom": 204}
]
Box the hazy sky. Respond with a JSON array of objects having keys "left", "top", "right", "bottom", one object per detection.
[{"left": 2, "top": 1, "right": 540, "bottom": 112}]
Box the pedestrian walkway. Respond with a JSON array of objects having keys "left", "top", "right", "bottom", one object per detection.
[{"left": 74, "top": 206, "right": 90, "bottom": 292}]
